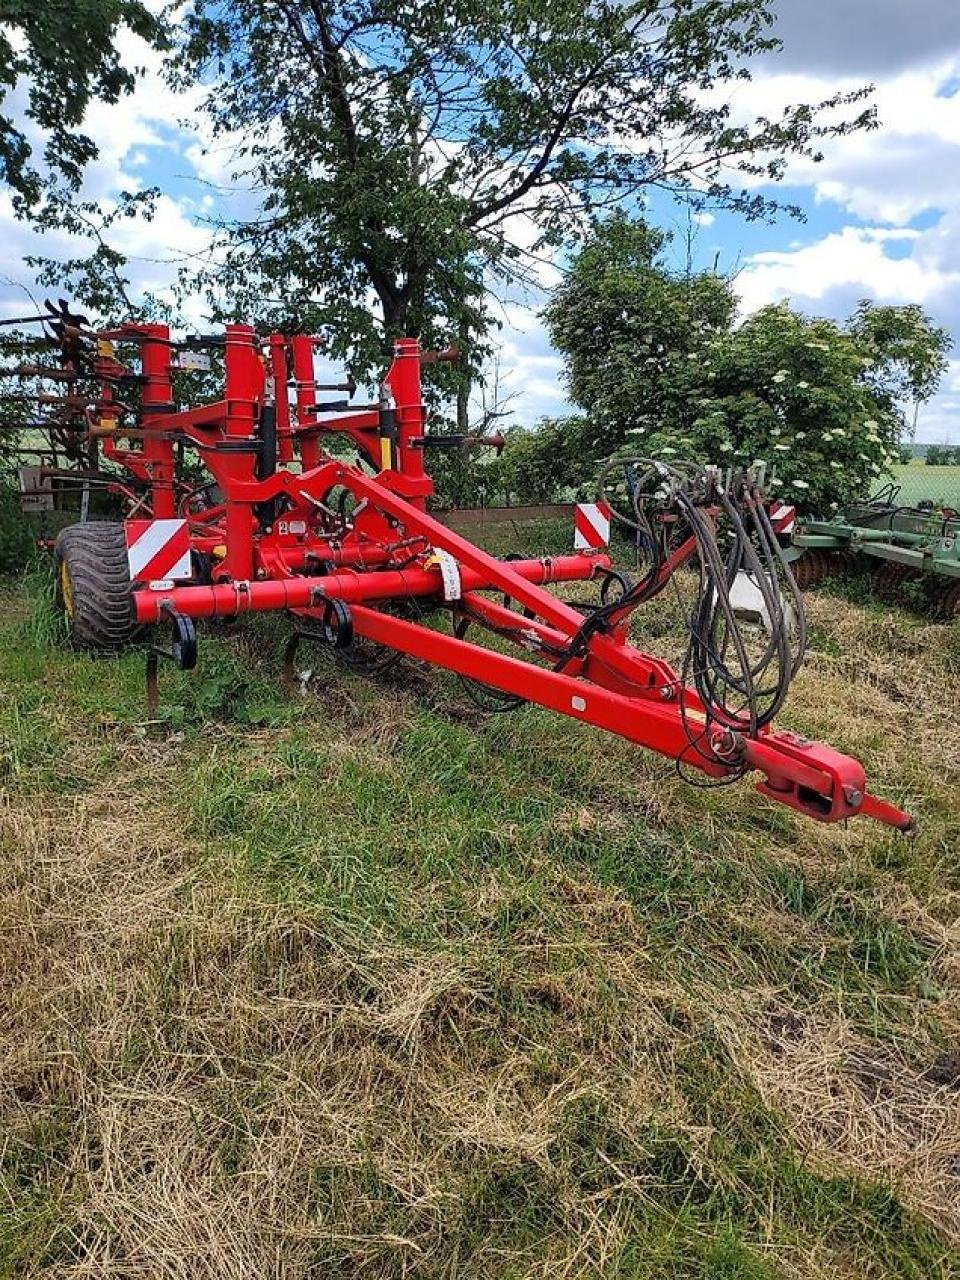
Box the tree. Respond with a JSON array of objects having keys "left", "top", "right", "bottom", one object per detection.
[
  {"left": 926, "top": 444, "right": 959, "bottom": 466},
  {"left": 497, "top": 417, "right": 595, "bottom": 503},
  {"left": 544, "top": 217, "right": 737, "bottom": 461},
  {"left": 171, "top": 0, "right": 876, "bottom": 389},
  {"left": 541, "top": 218, "right": 952, "bottom": 513},
  {"left": 0, "top": 3, "right": 164, "bottom": 214}
]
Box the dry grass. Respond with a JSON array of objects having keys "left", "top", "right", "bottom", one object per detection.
[
  {"left": 0, "top": 566, "right": 957, "bottom": 1278},
  {"left": 738, "top": 1008, "right": 960, "bottom": 1237}
]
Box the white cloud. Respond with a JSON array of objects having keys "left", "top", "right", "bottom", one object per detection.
[
  {"left": 717, "top": 53, "right": 960, "bottom": 442},
  {"left": 0, "top": 22, "right": 220, "bottom": 326},
  {"left": 735, "top": 219, "right": 960, "bottom": 443},
  {"left": 737, "top": 225, "right": 960, "bottom": 316},
  {"left": 718, "top": 58, "right": 960, "bottom": 225}
]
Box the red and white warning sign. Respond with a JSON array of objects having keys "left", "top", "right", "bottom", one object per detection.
[
  {"left": 574, "top": 501, "right": 612, "bottom": 550},
  {"left": 768, "top": 502, "right": 797, "bottom": 536},
  {"left": 125, "top": 519, "right": 193, "bottom": 583}
]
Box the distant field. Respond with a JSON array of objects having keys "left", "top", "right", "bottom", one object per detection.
[{"left": 890, "top": 462, "right": 960, "bottom": 507}]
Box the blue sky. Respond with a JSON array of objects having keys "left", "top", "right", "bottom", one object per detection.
[{"left": 2, "top": 0, "right": 959, "bottom": 441}]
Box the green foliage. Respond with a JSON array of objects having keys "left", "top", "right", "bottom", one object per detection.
[
  {"left": 0, "top": 2, "right": 164, "bottom": 213},
  {"left": 425, "top": 442, "right": 505, "bottom": 510},
  {"left": 926, "top": 444, "right": 960, "bottom": 466},
  {"left": 0, "top": 486, "right": 34, "bottom": 576},
  {"left": 545, "top": 218, "right": 738, "bottom": 462},
  {"left": 25, "top": 187, "right": 165, "bottom": 318},
  {"left": 540, "top": 217, "right": 953, "bottom": 514},
  {"left": 496, "top": 417, "right": 596, "bottom": 502},
  {"left": 170, "top": 0, "right": 876, "bottom": 388},
  {"left": 848, "top": 300, "right": 951, "bottom": 405}
]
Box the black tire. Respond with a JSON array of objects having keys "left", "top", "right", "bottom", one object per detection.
[{"left": 54, "top": 522, "right": 140, "bottom": 651}]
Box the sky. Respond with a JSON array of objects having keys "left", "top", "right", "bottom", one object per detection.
[{"left": 2, "top": 0, "right": 960, "bottom": 442}]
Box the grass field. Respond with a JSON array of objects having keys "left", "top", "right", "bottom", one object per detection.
[
  {"left": 0, "top": 535, "right": 958, "bottom": 1279},
  {"left": 890, "top": 464, "right": 960, "bottom": 508}
]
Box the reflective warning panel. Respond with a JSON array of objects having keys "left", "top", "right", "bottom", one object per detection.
[
  {"left": 768, "top": 502, "right": 797, "bottom": 536},
  {"left": 125, "top": 519, "right": 193, "bottom": 583},
  {"left": 574, "top": 502, "right": 612, "bottom": 550}
]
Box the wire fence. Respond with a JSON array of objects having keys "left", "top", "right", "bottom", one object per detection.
[{"left": 889, "top": 464, "right": 960, "bottom": 510}]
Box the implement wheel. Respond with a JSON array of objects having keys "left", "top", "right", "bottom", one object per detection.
[{"left": 54, "top": 522, "right": 140, "bottom": 651}]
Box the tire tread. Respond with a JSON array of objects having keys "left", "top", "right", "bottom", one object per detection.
[{"left": 54, "top": 522, "right": 140, "bottom": 651}]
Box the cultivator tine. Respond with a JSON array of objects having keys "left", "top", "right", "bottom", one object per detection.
[
  {"left": 2, "top": 364, "right": 78, "bottom": 380},
  {"left": 145, "top": 605, "right": 198, "bottom": 722},
  {"left": 282, "top": 632, "right": 302, "bottom": 693},
  {"left": 0, "top": 312, "right": 57, "bottom": 327}
]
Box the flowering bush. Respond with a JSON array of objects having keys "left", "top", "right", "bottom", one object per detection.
[
  {"left": 542, "top": 218, "right": 952, "bottom": 514},
  {"left": 639, "top": 305, "right": 915, "bottom": 514}
]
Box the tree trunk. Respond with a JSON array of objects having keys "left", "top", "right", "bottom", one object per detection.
[{"left": 456, "top": 315, "right": 470, "bottom": 433}]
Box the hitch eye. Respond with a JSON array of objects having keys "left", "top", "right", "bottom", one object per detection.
[{"left": 797, "top": 785, "right": 833, "bottom": 819}]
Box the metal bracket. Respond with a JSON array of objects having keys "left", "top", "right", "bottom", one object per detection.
[
  {"left": 282, "top": 597, "right": 355, "bottom": 691},
  {"left": 145, "top": 603, "right": 198, "bottom": 719}
]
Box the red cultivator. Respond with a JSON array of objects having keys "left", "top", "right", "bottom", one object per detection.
[{"left": 27, "top": 314, "right": 912, "bottom": 832}]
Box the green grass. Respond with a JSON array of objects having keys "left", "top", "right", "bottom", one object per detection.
[{"left": 0, "top": 554, "right": 957, "bottom": 1279}]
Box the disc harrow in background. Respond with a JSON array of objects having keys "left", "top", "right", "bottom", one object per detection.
[
  {"left": 935, "top": 578, "right": 960, "bottom": 621},
  {"left": 872, "top": 561, "right": 922, "bottom": 607}
]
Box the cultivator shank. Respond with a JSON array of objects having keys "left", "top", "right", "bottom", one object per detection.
[{"left": 14, "top": 310, "right": 913, "bottom": 832}]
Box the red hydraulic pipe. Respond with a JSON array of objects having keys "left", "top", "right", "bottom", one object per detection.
[
  {"left": 258, "top": 540, "right": 428, "bottom": 574},
  {"left": 133, "top": 554, "right": 606, "bottom": 624},
  {"left": 343, "top": 466, "right": 597, "bottom": 634},
  {"left": 222, "top": 325, "right": 263, "bottom": 581},
  {"left": 291, "top": 336, "right": 320, "bottom": 470},
  {"left": 385, "top": 337, "right": 431, "bottom": 506}
]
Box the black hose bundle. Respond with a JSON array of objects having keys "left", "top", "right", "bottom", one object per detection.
[
  {"left": 677, "top": 482, "right": 806, "bottom": 743},
  {"left": 445, "top": 457, "right": 808, "bottom": 747},
  {"left": 595, "top": 458, "right": 807, "bottom": 770}
]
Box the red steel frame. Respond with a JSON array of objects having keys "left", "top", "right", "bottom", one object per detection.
[{"left": 92, "top": 323, "right": 912, "bottom": 832}]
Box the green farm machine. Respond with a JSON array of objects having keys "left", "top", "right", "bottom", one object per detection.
[{"left": 791, "top": 486, "right": 960, "bottom": 619}]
